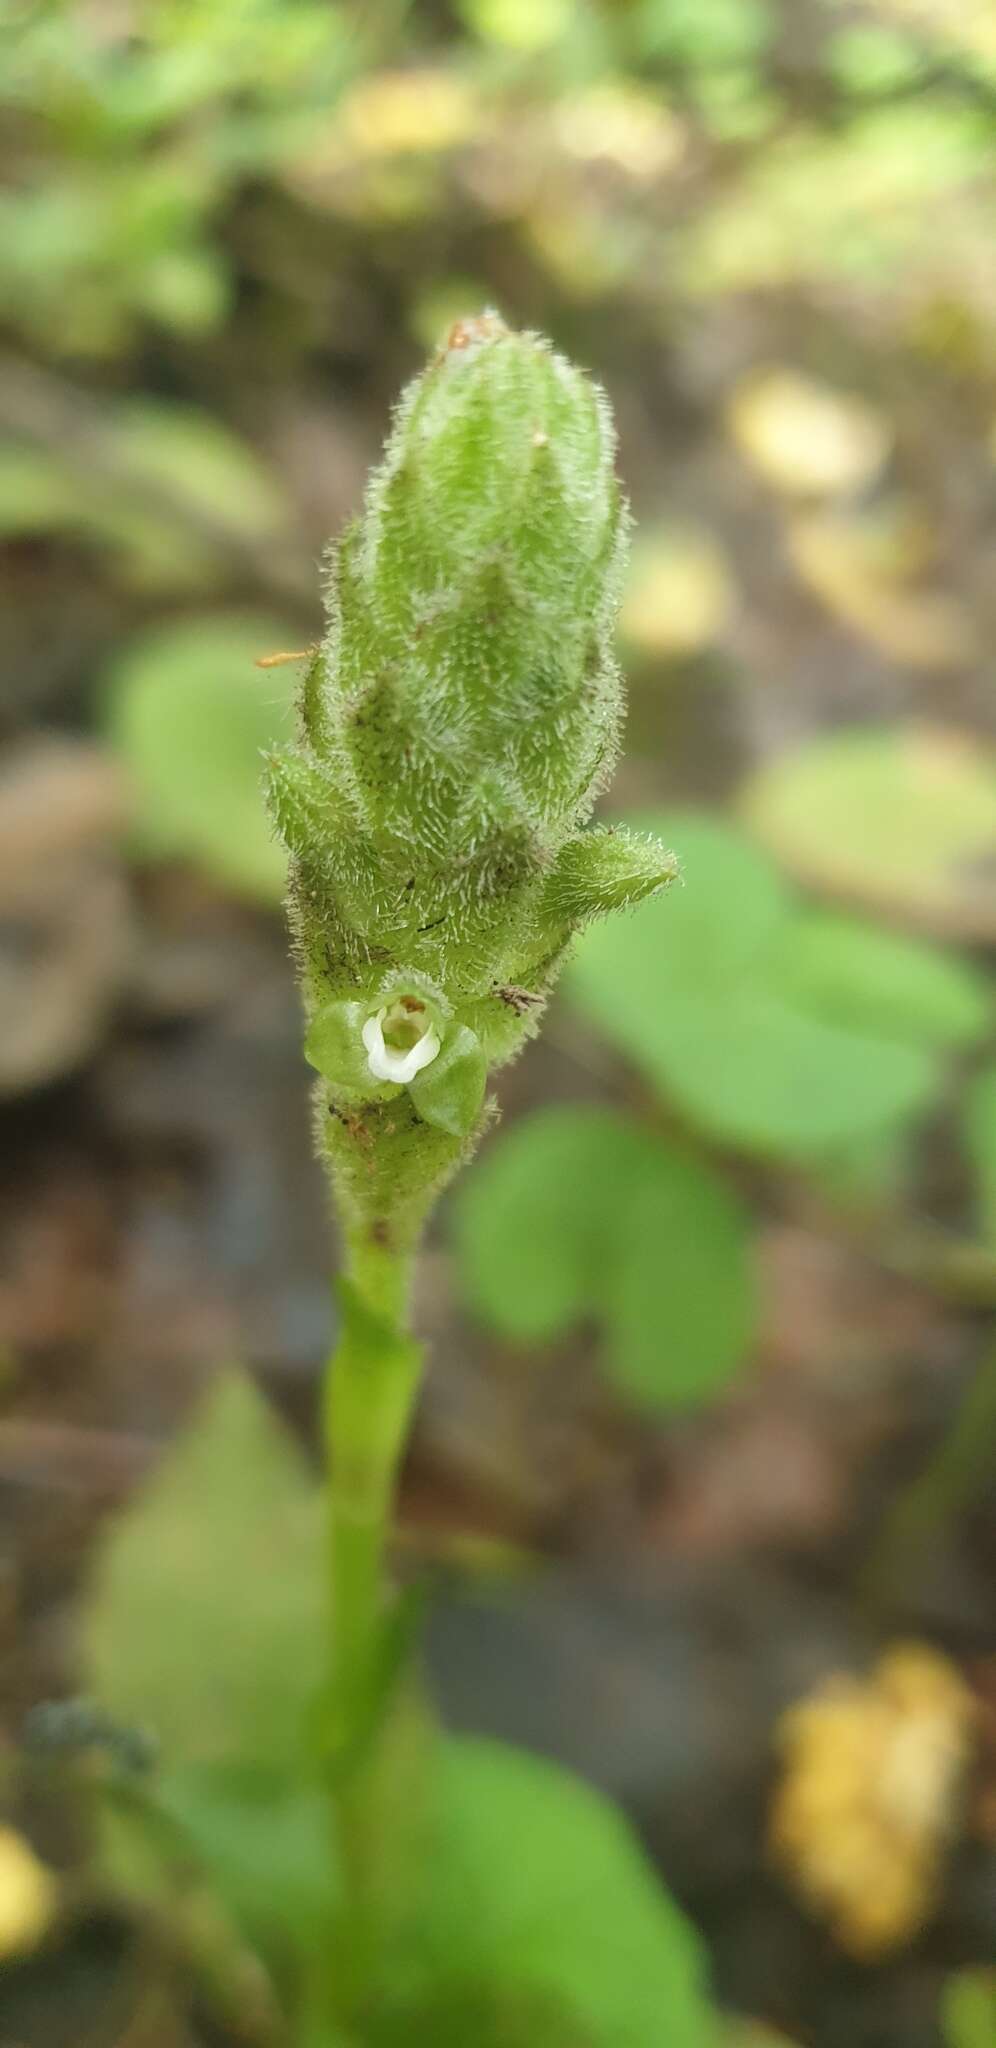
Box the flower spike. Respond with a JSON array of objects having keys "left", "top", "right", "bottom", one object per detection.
[{"left": 267, "top": 313, "right": 675, "bottom": 1252}]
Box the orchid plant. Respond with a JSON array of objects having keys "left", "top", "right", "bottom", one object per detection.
[
  {"left": 263, "top": 311, "right": 680, "bottom": 2035},
  {"left": 72, "top": 315, "right": 711, "bottom": 2048}
]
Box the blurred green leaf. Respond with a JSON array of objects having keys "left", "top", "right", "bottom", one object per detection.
[
  {"left": 0, "top": 402, "right": 286, "bottom": 586},
  {"left": 457, "top": 1108, "right": 631, "bottom": 1344},
  {"left": 942, "top": 1969, "right": 996, "bottom": 2048},
  {"left": 768, "top": 912, "right": 989, "bottom": 1049},
  {"left": 86, "top": 1372, "right": 336, "bottom": 1972},
  {"left": 602, "top": 1150, "right": 753, "bottom": 1407},
  {"left": 566, "top": 814, "right": 946, "bottom": 1159},
  {"left": 455, "top": 1106, "right": 753, "bottom": 1409},
  {"left": 94, "top": 1781, "right": 293, "bottom": 2036},
  {"left": 84, "top": 1371, "right": 323, "bottom": 1770},
  {"left": 963, "top": 1062, "right": 996, "bottom": 1249},
  {"left": 393, "top": 1736, "right": 716, "bottom": 2048},
  {"left": 96, "top": 402, "right": 287, "bottom": 587},
  {"left": 621, "top": 525, "right": 734, "bottom": 661},
  {"left": 155, "top": 1762, "right": 337, "bottom": 1957},
  {"left": 132, "top": 245, "right": 230, "bottom": 333},
  {"left": 105, "top": 613, "right": 300, "bottom": 900},
  {"left": 806, "top": 1123, "right": 909, "bottom": 1214},
  {"left": 111, "top": 402, "right": 285, "bottom": 544},
  {"left": 0, "top": 1, "right": 357, "bottom": 351},
  {"left": 647, "top": 992, "right": 933, "bottom": 1157},
  {"left": 0, "top": 444, "right": 80, "bottom": 536},
  {"left": 607, "top": 812, "right": 787, "bottom": 986},
  {"left": 680, "top": 104, "right": 989, "bottom": 297},
  {"left": 367, "top": 1983, "right": 599, "bottom": 2047},
  {"left": 741, "top": 727, "right": 996, "bottom": 941},
  {"left": 99, "top": 1755, "right": 338, "bottom": 1993},
  {"left": 634, "top": 0, "right": 771, "bottom": 68},
  {"left": 457, "top": 0, "right": 574, "bottom": 53},
  {"left": 828, "top": 24, "right": 926, "bottom": 97}
]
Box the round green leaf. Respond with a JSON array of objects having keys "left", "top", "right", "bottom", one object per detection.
[
  {"left": 564, "top": 811, "right": 789, "bottom": 1059},
  {"left": 621, "top": 811, "right": 789, "bottom": 989},
  {"left": 604, "top": 1148, "right": 754, "bottom": 1408},
  {"left": 105, "top": 614, "right": 301, "bottom": 901},
  {"left": 653, "top": 989, "right": 935, "bottom": 1157},
  {"left": 567, "top": 810, "right": 944, "bottom": 1158},
  {"left": 455, "top": 1107, "right": 638, "bottom": 1345},
  {"left": 455, "top": 1107, "right": 754, "bottom": 1409},
  {"left": 84, "top": 1373, "right": 323, "bottom": 1770},
  {"left": 399, "top": 1737, "right": 716, "bottom": 2048},
  {"left": 741, "top": 726, "right": 996, "bottom": 941},
  {"left": 767, "top": 911, "right": 989, "bottom": 1049}
]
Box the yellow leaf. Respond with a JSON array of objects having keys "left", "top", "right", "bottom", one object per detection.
[
  {"left": 875, "top": 0, "right": 996, "bottom": 64},
  {"left": 340, "top": 69, "right": 478, "bottom": 156},
  {"left": 621, "top": 528, "right": 734, "bottom": 658},
  {"left": 788, "top": 508, "right": 974, "bottom": 668},
  {"left": 0, "top": 1828, "right": 57, "bottom": 1959},
  {"left": 552, "top": 87, "right": 686, "bottom": 182},
  {"left": 291, "top": 69, "right": 480, "bottom": 196},
  {"left": 769, "top": 1643, "right": 975, "bottom": 1957},
  {"left": 461, "top": 0, "right": 573, "bottom": 51},
  {"left": 522, "top": 201, "right": 636, "bottom": 298},
  {"left": 741, "top": 722, "right": 996, "bottom": 941},
  {"left": 727, "top": 368, "right": 891, "bottom": 498}
]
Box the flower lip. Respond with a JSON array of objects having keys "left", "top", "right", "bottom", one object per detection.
[{"left": 362, "top": 1001, "right": 441, "bottom": 1085}]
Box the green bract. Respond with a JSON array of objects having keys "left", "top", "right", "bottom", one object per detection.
[{"left": 267, "top": 312, "right": 675, "bottom": 1249}]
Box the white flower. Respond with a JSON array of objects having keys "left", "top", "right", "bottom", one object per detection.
[{"left": 362, "top": 1001, "right": 441, "bottom": 1085}]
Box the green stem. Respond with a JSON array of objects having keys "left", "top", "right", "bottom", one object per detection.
[
  {"left": 325, "top": 1232, "right": 417, "bottom": 1741},
  {"left": 320, "top": 1224, "right": 422, "bottom": 2024}
]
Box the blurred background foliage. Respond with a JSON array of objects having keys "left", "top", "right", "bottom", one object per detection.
[{"left": 2, "top": 2, "right": 996, "bottom": 2045}]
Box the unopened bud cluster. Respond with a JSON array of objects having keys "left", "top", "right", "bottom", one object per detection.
[{"left": 267, "top": 313, "right": 675, "bottom": 1249}]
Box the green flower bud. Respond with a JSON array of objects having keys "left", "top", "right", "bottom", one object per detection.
[{"left": 267, "top": 312, "right": 675, "bottom": 1252}]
